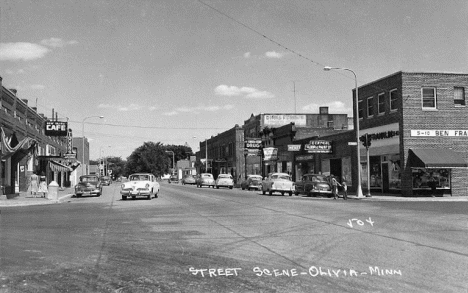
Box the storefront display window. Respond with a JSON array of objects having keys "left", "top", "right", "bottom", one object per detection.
[{"left": 412, "top": 168, "right": 451, "bottom": 190}]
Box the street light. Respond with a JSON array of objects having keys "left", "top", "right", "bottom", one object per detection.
[
  {"left": 81, "top": 116, "right": 104, "bottom": 176},
  {"left": 324, "top": 66, "right": 364, "bottom": 198},
  {"left": 165, "top": 151, "right": 175, "bottom": 174}
]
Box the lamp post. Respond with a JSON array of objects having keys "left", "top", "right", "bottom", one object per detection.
[
  {"left": 165, "top": 151, "right": 175, "bottom": 174},
  {"left": 323, "top": 66, "right": 364, "bottom": 198},
  {"left": 81, "top": 116, "right": 104, "bottom": 176}
]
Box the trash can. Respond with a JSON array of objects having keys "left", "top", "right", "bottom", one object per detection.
[{"left": 48, "top": 181, "right": 59, "bottom": 201}]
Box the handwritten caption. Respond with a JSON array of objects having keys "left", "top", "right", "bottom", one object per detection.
[
  {"left": 189, "top": 266, "right": 401, "bottom": 278},
  {"left": 347, "top": 217, "right": 374, "bottom": 228}
]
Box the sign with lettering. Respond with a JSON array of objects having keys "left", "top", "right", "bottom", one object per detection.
[
  {"left": 44, "top": 121, "right": 68, "bottom": 136},
  {"left": 296, "top": 154, "right": 314, "bottom": 161},
  {"left": 244, "top": 138, "right": 262, "bottom": 149},
  {"left": 411, "top": 130, "right": 468, "bottom": 137},
  {"left": 287, "top": 144, "right": 301, "bottom": 151},
  {"left": 263, "top": 147, "right": 278, "bottom": 161},
  {"left": 263, "top": 114, "right": 306, "bottom": 127},
  {"left": 305, "top": 140, "right": 332, "bottom": 153}
]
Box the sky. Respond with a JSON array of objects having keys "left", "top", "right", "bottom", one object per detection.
[{"left": 1, "top": 0, "right": 467, "bottom": 160}]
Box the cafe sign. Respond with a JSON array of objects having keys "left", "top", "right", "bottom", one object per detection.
[
  {"left": 44, "top": 121, "right": 68, "bottom": 136},
  {"left": 305, "top": 140, "right": 332, "bottom": 153}
]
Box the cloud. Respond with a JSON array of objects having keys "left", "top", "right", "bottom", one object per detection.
[
  {"left": 302, "top": 101, "right": 352, "bottom": 115},
  {"left": 243, "top": 52, "right": 251, "bottom": 58},
  {"left": 265, "top": 51, "right": 284, "bottom": 58},
  {"left": 98, "top": 103, "right": 142, "bottom": 111},
  {"left": 31, "top": 84, "right": 46, "bottom": 90},
  {"left": 164, "top": 104, "right": 235, "bottom": 116},
  {"left": 5, "top": 68, "right": 25, "bottom": 74},
  {"left": 40, "top": 38, "right": 78, "bottom": 48},
  {"left": 0, "top": 42, "right": 50, "bottom": 61},
  {"left": 215, "top": 85, "right": 274, "bottom": 99}
]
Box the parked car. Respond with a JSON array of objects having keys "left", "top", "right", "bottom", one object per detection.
[
  {"left": 196, "top": 173, "right": 215, "bottom": 188},
  {"left": 75, "top": 175, "right": 102, "bottom": 197},
  {"left": 168, "top": 174, "right": 179, "bottom": 184},
  {"left": 240, "top": 174, "right": 263, "bottom": 191},
  {"left": 215, "top": 174, "right": 234, "bottom": 189},
  {"left": 120, "top": 173, "right": 160, "bottom": 200},
  {"left": 294, "top": 174, "right": 332, "bottom": 197},
  {"left": 100, "top": 176, "right": 111, "bottom": 186},
  {"left": 261, "top": 173, "right": 295, "bottom": 196},
  {"left": 182, "top": 174, "right": 196, "bottom": 185}
]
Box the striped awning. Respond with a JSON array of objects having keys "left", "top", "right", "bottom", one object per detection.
[{"left": 49, "top": 160, "right": 72, "bottom": 172}]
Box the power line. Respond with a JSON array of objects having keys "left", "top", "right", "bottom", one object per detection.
[{"left": 68, "top": 120, "right": 227, "bottom": 130}]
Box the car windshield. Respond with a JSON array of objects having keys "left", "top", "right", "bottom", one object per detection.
[
  {"left": 81, "top": 176, "right": 98, "bottom": 182},
  {"left": 130, "top": 175, "right": 150, "bottom": 181},
  {"left": 305, "top": 175, "right": 328, "bottom": 182},
  {"left": 271, "top": 174, "right": 291, "bottom": 180}
]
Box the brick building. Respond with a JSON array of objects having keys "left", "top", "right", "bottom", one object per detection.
[{"left": 355, "top": 71, "right": 468, "bottom": 196}]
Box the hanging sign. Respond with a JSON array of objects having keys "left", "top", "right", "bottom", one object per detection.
[
  {"left": 263, "top": 147, "right": 278, "bottom": 161},
  {"left": 44, "top": 121, "right": 68, "bottom": 136}
]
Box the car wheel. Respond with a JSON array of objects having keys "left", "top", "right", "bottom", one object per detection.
[
  {"left": 229, "top": 186, "right": 233, "bottom": 189},
  {"left": 262, "top": 188, "right": 266, "bottom": 195},
  {"left": 294, "top": 191, "right": 299, "bottom": 196},
  {"left": 216, "top": 186, "right": 219, "bottom": 189},
  {"left": 281, "top": 192, "right": 285, "bottom": 196},
  {"left": 289, "top": 191, "right": 292, "bottom": 196},
  {"left": 269, "top": 190, "right": 273, "bottom": 196},
  {"left": 122, "top": 195, "right": 127, "bottom": 200},
  {"left": 147, "top": 194, "right": 151, "bottom": 200},
  {"left": 242, "top": 186, "right": 245, "bottom": 190},
  {"left": 132, "top": 196, "right": 136, "bottom": 200},
  {"left": 76, "top": 193, "right": 81, "bottom": 198}
]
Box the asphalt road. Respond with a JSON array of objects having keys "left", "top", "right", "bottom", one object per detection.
[{"left": 0, "top": 182, "right": 467, "bottom": 293}]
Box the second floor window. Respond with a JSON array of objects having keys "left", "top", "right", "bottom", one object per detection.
[
  {"left": 454, "top": 87, "right": 466, "bottom": 106},
  {"left": 378, "top": 93, "right": 385, "bottom": 114},
  {"left": 422, "top": 87, "right": 437, "bottom": 109},
  {"left": 390, "top": 89, "right": 398, "bottom": 111},
  {"left": 367, "top": 97, "right": 374, "bottom": 117},
  {"left": 358, "top": 100, "right": 363, "bottom": 119}
]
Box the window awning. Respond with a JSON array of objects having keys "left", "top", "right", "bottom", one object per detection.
[
  {"left": 409, "top": 148, "right": 468, "bottom": 168},
  {"left": 1, "top": 127, "right": 37, "bottom": 160},
  {"left": 49, "top": 160, "right": 72, "bottom": 172}
]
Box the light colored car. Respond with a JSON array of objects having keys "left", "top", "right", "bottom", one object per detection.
[
  {"left": 120, "top": 173, "right": 160, "bottom": 200},
  {"left": 294, "top": 174, "right": 332, "bottom": 197},
  {"left": 196, "top": 173, "right": 215, "bottom": 188},
  {"left": 261, "top": 173, "right": 295, "bottom": 196},
  {"left": 215, "top": 174, "right": 234, "bottom": 189},
  {"left": 75, "top": 175, "right": 102, "bottom": 197},
  {"left": 240, "top": 174, "right": 263, "bottom": 191}
]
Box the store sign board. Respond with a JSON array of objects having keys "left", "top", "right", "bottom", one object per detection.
[
  {"left": 296, "top": 155, "right": 314, "bottom": 161},
  {"left": 305, "top": 140, "right": 332, "bottom": 153},
  {"left": 263, "top": 147, "right": 278, "bottom": 161},
  {"left": 288, "top": 144, "right": 301, "bottom": 151},
  {"left": 64, "top": 152, "right": 76, "bottom": 159},
  {"left": 244, "top": 138, "right": 262, "bottom": 149},
  {"left": 44, "top": 121, "right": 68, "bottom": 136},
  {"left": 411, "top": 130, "right": 468, "bottom": 137},
  {"left": 263, "top": 114, "right": 306, "bottom": 127}
]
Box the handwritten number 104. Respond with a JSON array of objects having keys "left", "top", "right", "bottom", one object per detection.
[{"left": 347, "top": 217, "right": 374, "bottom": 228}]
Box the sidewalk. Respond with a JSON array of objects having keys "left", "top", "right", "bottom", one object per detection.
[
  {"left": 0, "top": 187, "right": 75, "bottom": 207},
  {"left": 332, "top": 192, "right": 468, "bottom": 202}
]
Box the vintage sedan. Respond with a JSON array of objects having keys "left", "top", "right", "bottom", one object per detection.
[
  {"left": 75, "top": 175, "right": 102, "bottom": 197},
  {"left": 120, "top": 173, "right": 160, "bottom": 200},
  {"left": 295, "top": 174, "right": 332, "bottom": 197},
  {"left": 240, "top": 174, "right": 263, "bottom": 191},
  {"left": 196, "top": 173, "right": 215, "bottom": 188},
  {"left": 261, "top": 173, "right": 295, "bottom": 196},
  {"left": 182, "top": 174, "right": 196, "bottom": 185},
  {"left": 215, "top": 174, "right": 234, "bottom": 189},
  {"left": 100, "top": 176, "right": 111, "bottom": 186}
]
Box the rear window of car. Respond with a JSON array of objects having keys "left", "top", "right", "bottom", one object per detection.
[
  {"left": 202, "top": 174, "right": 213, "bottom": 178},
  {"left": 272, "top": 174, "right": 291, "bottom": 180},
  {"left": 82, "top": 176, "right": 98, "bottom": 182},
  {"left": 218, "top": 175, "right": 232, "bottom": 179}
]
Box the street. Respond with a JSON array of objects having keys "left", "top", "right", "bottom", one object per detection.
[{"left": 1, "top": 182, "right": 467, "bottom": 293}]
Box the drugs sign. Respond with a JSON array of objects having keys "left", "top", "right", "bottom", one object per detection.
[{"left": 245, "top": 138, "right": 262, "bottom": 149}]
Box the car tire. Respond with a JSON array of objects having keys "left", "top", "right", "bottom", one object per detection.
[
  {"left": 289, "top": 191, "right": 292, "bottom": 196},
  {"left": 122, "top": 195, "right": 127, "bottom": 200},
  {"left": 294, "top": 191, "right": 299, "bottom": 196},
  {"left": 147, "top": 194, "right": 151, "bottom": 200},
  {"left": 229, "top": 186, "right": 233, "bottom": 189},
  {"left": 216, "top": 186, "right": 219, "bottom": 189},
  {"left": 132, "top": 196, "right": 136, "bottom": 200},
  {"left": 281, "top": 192, "right": 285, "bottom": 196},
  {"left": 269, "top": 190, "right": 273, "bottom": 196},
  {"left": 76, "top": 194, "right": 81, "bottom": 198},
  {"left": 242, "top": 186, "right": 245, "bottom": 190},
  {"left": 262, "top": 188, "right": 266, "bottom": 195}
]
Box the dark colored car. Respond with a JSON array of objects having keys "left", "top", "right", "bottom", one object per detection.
[
  {"left": 100, "top": 176, "right": 111, "bottom": 186},
  {"left": 75, "top": 175, "right": 102, "bottom": 197},
  {"left": 294, "top": 174, "right": 332, "bottom": 197},
  {"left": 168, "top": 174, "right": 179, "bottom": 184},
  {"left": 182, "top": 174, "right": 196, "bottom": 185},
  {"left": 240, "top": 174, "right": 263, "bottom": 191}
]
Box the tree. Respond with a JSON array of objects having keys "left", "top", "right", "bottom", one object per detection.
[
  {"left": 106, "top": 156, "right": 126, "bottom": 179},
  {"left": 124, "top": 142, "right": 193, "bottom": 177}
]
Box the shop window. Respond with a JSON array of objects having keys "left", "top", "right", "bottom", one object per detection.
[
  {"left": 454, "top": 87, "right": 466, "bottom": 106},
  {"left": 412, "top": 168, "right": 450, "bottom": 190},
  {"left": 378, "top": 93, "right": 385, "bottom": 114},
  {"left": 358, "top": 100, "right": 363, "bottom": 119},
  {"left": 367, "top": 97, "right": 374, "bottom": 118},
  {"left": 421, "top": 87, "right": 437, "bottom": 109}
]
